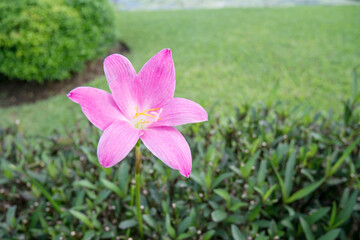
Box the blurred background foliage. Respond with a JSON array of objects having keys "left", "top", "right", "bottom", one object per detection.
[
  {"left": 0, "top": 0, "right": 116, "bottom": 82},
  {"left": 1, "top": 6, "right": 359, "bottom": 135}
]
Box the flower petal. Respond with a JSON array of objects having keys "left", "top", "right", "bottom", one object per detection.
[
  {"left": 104, "top": 54, "right": 141, "bottom": 119},
  {"left": 140, "top": 126, "right": 192, "bottom": 177},
  {"left": 67, "top": 87, "right": 126, "bottom": 131},
  {"left": 97, "top": 121, "right": 140, "bottom": 168},
  {"left": 138, "top": 49, "right": 175, "bottom": 107},
  {"left": 152, "top": 98, "right": 208, "bottom": 127}
]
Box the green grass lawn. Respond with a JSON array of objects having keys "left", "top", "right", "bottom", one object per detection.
[{"left": 1, "top": 6, "right": 359, "bottom": 135}]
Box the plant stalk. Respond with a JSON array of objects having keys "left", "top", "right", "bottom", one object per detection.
[{"left": 135, "top": 140, "right": 144, "bottom": 239}]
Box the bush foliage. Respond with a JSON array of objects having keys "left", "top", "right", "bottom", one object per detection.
[
  {"left": 1, "top": 101, "right": 359, "bottom": 239},
  {"left": 0, "top": 0, "right": 116, "bottom": 82}
]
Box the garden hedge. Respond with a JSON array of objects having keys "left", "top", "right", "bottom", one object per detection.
[
  {"left": 0, "top": 0, "right": 116, "bottom": 82},
  {"left": 1, "top": 101, "right": 359, "bottom": 239}
]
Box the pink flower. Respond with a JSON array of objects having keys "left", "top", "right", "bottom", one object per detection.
[{"left": 68, "top": 49, "right": 207, "bottom": 177}]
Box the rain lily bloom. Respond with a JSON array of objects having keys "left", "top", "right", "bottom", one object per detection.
[{"left": 68, "top": 49, "right": 207, "bottom": 177}]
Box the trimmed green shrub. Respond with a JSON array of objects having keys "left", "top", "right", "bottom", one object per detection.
[
  {"left": 1, "top": 102, "right": 359, "bottom": 239},
  {"left": 0, "top": 0, "right": 116, "bottom": 82}
]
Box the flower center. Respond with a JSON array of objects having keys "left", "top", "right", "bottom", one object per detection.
[{"left": 133, "top": 106, "right": 162, "bottom": 129}]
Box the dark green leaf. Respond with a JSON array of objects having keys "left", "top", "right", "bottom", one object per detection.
[
  {"left": 6, "top": 206, "right": 16, "bottom": 228},
  {"left": 118, "top": 219, "right": 137, "bottom": 230},
  {"left": 165, "top": 214, "right": 176, "bottom": 238},
  {"left": 202, "top": 230, "right": 215, "bottom": 240},
  {"left": 305, "top": 207, "right": 330, "bottom": 225},
  {"left": 214, "top": 189, "right": 231, "bottom": 201},
  {"left": 143, "top": 215, "right": 157, "bottom": 230},
  {"left": 318, "top": 229, "right": 341, "bottom": 240},
  {"left": 73, "top": 179, "right": 97, "bottom": 190},
  {"left": 329, "top": 137, "right": 360, "bottom": 177},
  {"left": 231, "top": 224, "right": 246, "bottom": 240},
  {"left": 100, "top": 178, "right": 123, "bottom": 197},
  {"left": 70, "top": 210, "right": 93, "bottom": 228},
  {"left": 286, "top": 179, "right": 324, "bottom": 203},
  {"left": 284, "top": 151, "right": 296, "bottom": 196},
  {"left": 82, "top": 230, "right": 95, "bottom": 240},
  {"left": 248, "top": 204, "right": 261, "bottom": 221},
  {"left": 177, "top": 216, "right": 191, "bottom": 234},
  {"left": 211, "top": 210, "right": 228, "bottom": 222},
  {"left": 257, "top": 160, "right": 267, "bottom": 186},
  {"left": 299, "top": 217, "right": 315, "bottom": 240}
]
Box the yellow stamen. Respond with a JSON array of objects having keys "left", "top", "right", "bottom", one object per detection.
[{"left": 133, "top": 107, "right": 160, "bottom": 119}]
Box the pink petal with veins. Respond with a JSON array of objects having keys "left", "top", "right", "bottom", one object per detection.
[
  {"left": 67, "top": 87, "right": 126, "bottom": 131},
  {"left": 104, "top": 54, "right": 141, "bottom": 119},
  {"left": 140, "top": 126, "right": 192, "bottom": 177},
  {"left": 97, "top": 121, "right": 141, "bottom": 168},
  {"left": 138, "top": 49, "right": 175, "bottom": 108},
  {"left": 152, "top": 98, "right": 208, "bottom": 127}
]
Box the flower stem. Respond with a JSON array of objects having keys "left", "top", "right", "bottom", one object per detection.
[{"left": 135, "top": 140, "right": 144, "bottom": 239}]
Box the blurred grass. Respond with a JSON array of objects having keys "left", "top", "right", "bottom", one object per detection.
[{"left": 1, "top": 6, "right": 359, "bottom": 136}]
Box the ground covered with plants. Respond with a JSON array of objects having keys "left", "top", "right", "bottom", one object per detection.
[{"left": 1, "top": 100, "right": 359, "bottom": 239}]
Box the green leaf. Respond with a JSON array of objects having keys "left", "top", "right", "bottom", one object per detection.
[
  {"left": 230, "top": 202, "right": 247, "bottom": 212},
  {"left": 6, "top": 206, "right": 16, "bottom": 228},
  {"left": 305, "top": 207, "right": 330, "bottom": 225},
  {"left": 73, "top": 179, "right": 97, "bottom": 190},
  {"left": 263, "top": 184, "right": 278, "bottom": 201},
  {"left": 70, "top": 210, "right": 93, "bottom": 228},
  {"left": 211, "top": 210, "right": 228, "bottom": 222},
  {"left": 202, "top": 230, "right": 215, "bottom": 240},
  {"left": 212, "top": 173, "right": 234, "bottom": 189},
  {"left": 242, "top": 151, "right": 260, "bottom": 178},
  {"left": 100, "top": 178, "right": 123, "bottom": 197},
  {"left": 117, "top": 161, "right": 130, "bottom": 195},
  {"left": 333, "top": 190, "right": 358, "bottom": 228},
  {"left": 299, "top": 217, "right": 315, "bottom": 240},
  {"left": 214, "top": 189, "right": 231, "bottom": 201},
  {"left": 255, "top": 232, "right": 268, "bottom": 240},
  {"left": 271, "top": 163, "right": 287, "bottom": 202},
  {"left": 318, "top": 229, "right": 341, "bottom": 240},
  {"left": 328, "top": 137, "right": 360, "bottom": 177},
  {"left": 284, "top": 151, "right": 296, "bottom": 196},
  {"left": 118, "top": 219, "right": 137, "bottom": 230},
  {"left": 286, "top": 179, "right": 324, "bottom": 203},
  {"left": 328, "top": 202, "right": 337, "bottom": 228},
  {"left": 177, "top": 216, "right": 191, "bottom": 234},
  {"left": 177, "top": 233, "right": 194, "bottom": 240},
  {"left": 231, "top": 224, "right": 246, "bottom": 240},
  {"left": 94, "top": 190, "right": 111, "bottom": 205},
  {"left": 30, "top": 204, "right": 42, "bottom": 229},
  {"left": 339, "top": 188, "right": 350, "bottom": 208},
  {"left": 281, "top": 219, "right": 295, "bottom": 233},
  {"left": 190, "top": 172, "right": 205, "bottom": 187},
  {"left": 248, "top": 204, "right": 261, "bottom": 221},
  {"left": 230, "top": 166, "right": 242, "bottom": 177},
  {"left": 257, "top": 160, "right": 267, "bottom": 186},
  {"left": 165, "top": 214, "right": 176, "bottom": 238},
  {"left": 82, "top": 230, "right": 96, "bottom": 240},
  {"left": 143, "top": 215, "right": 157, "bottom": 230},
  {"left": 301, "top": 168, "right": 315, "bottom": 182}
]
